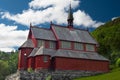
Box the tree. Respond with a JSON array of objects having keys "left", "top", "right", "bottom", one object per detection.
[
  {"left": 0, "top": 60, "right": 10, "bottom": 80},
  {"left": 116, "top": 58, "right": 120, "bottom": 67}
]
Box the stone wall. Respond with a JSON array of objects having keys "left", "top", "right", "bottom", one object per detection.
[{"left": 5, "top": 70, "right": 103, "bottom": 80}]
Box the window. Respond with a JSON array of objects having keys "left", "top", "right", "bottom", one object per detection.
[
  {"left": 43, "top": 56, "right": 48, "bottom": 62},
  {"left": 61, "top": 41, "right": 71, "bottom": 49},
  {"left": 86, "top": 44, "right": 95, "bottom": 51},
  {"left": 74, "top": 42, "right": 83, "bottom": 50},
  {"left": 49, "top": 41, "right": 56, "bottom": 49},
  {"left": 37, "top": 40, "right": 44, "bottom": 47}
]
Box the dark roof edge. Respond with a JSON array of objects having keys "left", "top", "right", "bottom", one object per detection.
[{"left": 53, "top": 56, "right": 109, "bottom": 61}]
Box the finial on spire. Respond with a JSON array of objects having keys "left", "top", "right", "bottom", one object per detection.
[
  {"left": 50, "top": 21, "right": 53, "bottom": 25},
  {"left": 67, "top": 3, "right": 74, "bottom": 28},
  {"left": 30, "top": 23, "right": 32, "bottom": 27}
]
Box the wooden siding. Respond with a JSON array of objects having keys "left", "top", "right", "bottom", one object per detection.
[
  {"left": 18, "top": 48, "right": 33, "bottom": 70},
  {"left": 27, "top": 57, "right": 35, "bottom": 69},
  {"left": 55, "top": 57, "right": 109, "bottom": 72},
  {"left": 35, "top": 55, "right": 51, "bottom": 70}
]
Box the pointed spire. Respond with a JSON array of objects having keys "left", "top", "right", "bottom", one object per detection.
[
  {"left": 30, "top": 23, "right": 32, "bottom": 27},
  {"left": 67, "top": 4, "right": 74, "bottom": 28},
  {"left": 67, "top": 4, "right": 73, "bottom": 20}
]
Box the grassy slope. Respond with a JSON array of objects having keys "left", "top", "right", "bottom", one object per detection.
[{"left": 74, "top": 68, "right": 120, "bottom": 80}]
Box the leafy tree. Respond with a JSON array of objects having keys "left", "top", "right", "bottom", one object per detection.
[
  {"left": 8, "top": 51, "right": 18, "bottom": 73},
  {"left": 91, "top": 17, "right": 120, "bottom": 65},
  {"left": 0, "top": 51, "right": 18, "bottom": 79},
  {"left": 0, "top": 60, "right": 10, "bottom": 80},
  {"left": 116, "top": 58, "right": 120, "bottom": 67}
]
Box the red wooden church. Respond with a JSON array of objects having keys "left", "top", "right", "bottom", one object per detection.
[{"left": 18, "top": 5, "right": 109, "bottom": 72}]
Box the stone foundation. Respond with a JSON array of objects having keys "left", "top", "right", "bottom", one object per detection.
[{"left": 5, "top": 70, "right": 103, "bottom": 80}]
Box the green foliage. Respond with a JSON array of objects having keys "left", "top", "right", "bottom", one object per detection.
[
  {"left": 27, "top": 67, "right": 34, "bottom": 73},
  {"left": 46, "top": 75, "right": 52, "bottom": 80},
  {"left": 91, "top": 17, "right": 120, "bottom": 64},
  {"left": 0, "top": 51, "right": 18, "bottom": 80},
  {"left": 74, "top": 68, "right": 120, "bottom": 80},
  {"left": 0, "top": 60, "right": 10, "bottom": 80},
  {"left": 8, "top": 51, "right": 18, "bottom": 73},
  {"left": 116, "top": 58, "right": 120, "bottom": 67}
]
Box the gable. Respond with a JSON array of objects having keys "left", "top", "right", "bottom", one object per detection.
[
  {"left": 19, "top": 39, "right": 34, "bottom": 48},
  {"left": 31, "top": 27, "right": 56, "bottom": 41},
  {"left": 52, "top": 25, "right": 98, "bottom": 44}
]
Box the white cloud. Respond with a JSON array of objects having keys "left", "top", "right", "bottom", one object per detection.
[
  {"left": 74, "top": 10, "right": 104, "bottom": 27},
  {"left": 1, "top": 0, "right": 79, "bottom": 26},
  {"left": 0, "top": 23, "right": 29, "bottom": 52},
  {"left": 1, "top": 0, "right": 103, "bottom": 27},
  {"left": 112, "top": 16, "right": 119, "bottom": 21},
  {"left": 29, "top": 0, "right": 79, "bottom": 9},
  {"left": 0, "top": 0, "right": 105, "bottom": 52}
]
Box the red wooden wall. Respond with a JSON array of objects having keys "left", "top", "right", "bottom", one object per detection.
[
  {"left": 18, "top": 48, "right": 33, "bottom": 70},
  {"left": 27, "top": 57, "right": 35, "bottom": 69},
  {"left": 55, "top": 57, "right": 109, "bottom": 72},
  {"left": 34, "top": 55, "right": 51, "bottom": 70}
]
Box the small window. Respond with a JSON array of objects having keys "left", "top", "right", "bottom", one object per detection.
[
  {"left": 49, "top": 41, "right": 56, "bottom": 49},
  {"left": 86, "top": 44, "right": 95, "bottom": 51},
  {"left": 61, "top": 41, "right": 71, "bottom": 49},
  {"left": 74, "top": 42, "right": 83, "bottom": 50},
  {"left": 37, "top": 40, "right": 44, "bottom": 47},
  {"left": 43, "top": 56, "right": 48, "bottom": 62}
]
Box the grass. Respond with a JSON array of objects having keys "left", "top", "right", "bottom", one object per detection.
[{"left": 74, "top": 68, "right": 120, "bottom": 80}]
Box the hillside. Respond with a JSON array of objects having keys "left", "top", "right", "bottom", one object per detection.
[
  {"left": 91, "top": 17, "right": 120, "bottom": 64},
  {"left": 74, "top": 68, "right": 120, "bottom": 80}
]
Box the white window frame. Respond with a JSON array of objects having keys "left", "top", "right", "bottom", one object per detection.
[
  {"left": 86, "top": 44, "right": 95, "bottom": 51},
  {"left": 74, "top": 42, "right": 84, "bottom": 50},
  {"left": 61, "top": 41, "right": 71, "bottom": 49},
  {"left": 37, "top": 40, "right": 44, "bottom": 47},
  {"left": 43, "top": 56, "right": 48, "bottom": 62},
  {"left": 49, "top": 41, "right": 56, "bottom": 49}
]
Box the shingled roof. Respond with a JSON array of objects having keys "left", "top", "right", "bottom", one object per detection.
[
  {"left": 34, "top": 46, "right": 56, "bottom": 56},
  {"left": 20, "top": 39, "right": 34, "bottom": 48},
  {"left": 52, "top": 25, "right": 98, "bottom": 44},
  {"left": 31, "top": 27, "right": 56, "bottom": 41},
  {"left": 54, "top": 49, "right": 108, "bottom": 61},
  {"left": 28, "top": 47, "right": 108, "bottom": 61},
  {"left": 28, "top": 48, "right": 39, "bottom": 57}
]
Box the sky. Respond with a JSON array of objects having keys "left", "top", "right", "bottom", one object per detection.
[{"left": 0, "top": 0, "right": 120, "bottom": 52}]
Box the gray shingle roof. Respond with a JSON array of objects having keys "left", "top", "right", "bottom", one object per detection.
[
  {"left": 31, "top": 27, "right": 56, "bottom": 41},
  {"left": 28, "top": 48, "right": 39, "bottom": 57},
  {"left": 54, "top": 49, "right": 108, "bottom": 61},
  {"left": 52, "top": 25, "right": 98, "bottom": 44},
  {"left": 28, "top": 47, "right": 108, "bottom": 61},
  {"left": 20, "top": 39, "right": 34, "bottom": 48},
  {"left": 34, "top": 46, "right": 56, "bottom": 56}
]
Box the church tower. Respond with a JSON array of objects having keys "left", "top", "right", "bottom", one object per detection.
[{"left": 67, "top": 4, "right": 74, "bottom": 28}]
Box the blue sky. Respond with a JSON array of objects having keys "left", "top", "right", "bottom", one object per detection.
[{"left": 0, "top": 0, "right": 120, "bottom": 52}]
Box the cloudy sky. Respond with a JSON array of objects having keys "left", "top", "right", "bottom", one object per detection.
[{"left": 0, "top": 0, "right": 120, "bottom": 52}]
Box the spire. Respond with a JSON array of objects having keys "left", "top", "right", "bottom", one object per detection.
[
  {"left": 67, "top": 4, "right": 74, "bottom": 28},
  {"left": 30, "top": 22, "right": 32, "bottom": 28}
]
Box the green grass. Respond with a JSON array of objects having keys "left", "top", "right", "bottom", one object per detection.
[{"left": 74, "top": 68, "right": 120, "bottom": 80}]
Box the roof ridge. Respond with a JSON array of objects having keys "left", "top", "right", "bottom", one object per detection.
[
  {"left": 31, "top": 26, "right": 51, "bottom": 31},
  {"left": 51, "top": 23, "right": 88, "bottom": 31},
  {"left": 51, "top": 24, "right": 67, "bottom": 28}
]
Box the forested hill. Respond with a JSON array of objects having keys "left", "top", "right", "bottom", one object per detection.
[
  {"left": 91, "top": 17, "right": 120, "bottom": 64},
  {"left": 0, "top": 51, "right": 18, "bottom": 80}
]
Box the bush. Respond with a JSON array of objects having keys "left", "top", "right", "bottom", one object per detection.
[
  {"left": 116, "top": 58, "right": 120, "bottom": 67},
  {"left": 27, "top": 67, "right": 33, "bottom": 73}
]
